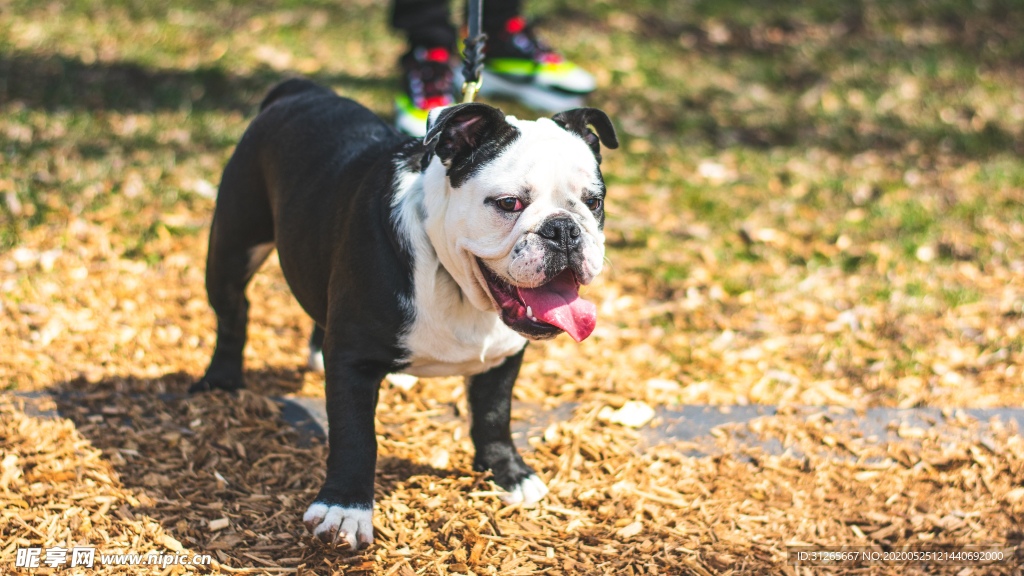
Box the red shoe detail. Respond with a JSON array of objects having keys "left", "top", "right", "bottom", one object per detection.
[
  {"left": 506, "top": 16, "right": 527, "bottom": 34},
  {"left": 425, "top": 47, "right": 450, "bottom": 62},
  {"left": 540, "top": 53, "right": 563, "bottom": 64},
  {"left": 419, "top": 96, "right": 450, "bottom": 110}
]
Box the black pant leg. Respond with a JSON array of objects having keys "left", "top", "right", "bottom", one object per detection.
[
  {"left": 392, "top": 0, "right": 459, "bottom": 49},
  {"left": 481, "top": 0, "right": 522, "bottom": 33}
]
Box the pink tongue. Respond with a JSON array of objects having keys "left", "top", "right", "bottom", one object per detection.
[{"left": 518, "top": 269, "right": 597, "bottom": 342}]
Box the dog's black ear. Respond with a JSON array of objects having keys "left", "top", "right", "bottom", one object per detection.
[
  {"left": 422, "top": 103, "right": 514, "bottom": 175},
  {"left": 551, "top": 108, "right": 619, "bottom": 164}
]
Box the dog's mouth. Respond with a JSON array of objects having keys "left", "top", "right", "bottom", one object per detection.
[{"left": 478, "top": 260, "right": 597, "bottom": 342}]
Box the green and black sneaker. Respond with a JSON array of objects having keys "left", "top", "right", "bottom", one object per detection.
[
  {"left": 395, "top": 46, "right": 457, "bottom": 137},
  {"left": 474, "top": 16, "right": 596, "bottom": 112}
]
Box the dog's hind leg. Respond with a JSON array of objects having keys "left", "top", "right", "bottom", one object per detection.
[
  {"left": 467, "top": 346, "right": 549, "bottom": 505},
  {"left": 308, "top": 324, "right": 325, "bottom": 372},
  {"left": 190, "top": 149, "right": 275, "bottom": 393}
]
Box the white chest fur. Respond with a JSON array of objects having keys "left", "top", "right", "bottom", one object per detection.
[
  {"left": 399, "top": 262, "right": 527, "bottom": 377},
  {"left": 392, "top": 163, "right": 527, "bottom": 378}
]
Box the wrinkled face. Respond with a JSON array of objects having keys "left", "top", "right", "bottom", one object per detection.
[{"left": 422, "top": 105, "right": 618, "bottom": 342}]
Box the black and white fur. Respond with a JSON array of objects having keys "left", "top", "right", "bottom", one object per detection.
[{"left": 190, "top": 79, "right": 617, "bottom": 549}]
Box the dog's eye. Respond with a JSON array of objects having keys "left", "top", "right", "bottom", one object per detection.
[
  {"left": 584, "top": 198, "right": 602, "bottom": 211},
  {"left": 496, "top": 197, "right": 523, "bottom": 212}
]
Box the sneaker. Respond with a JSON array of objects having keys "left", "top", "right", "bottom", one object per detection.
[
  {"left": 396, "top": 46, "right": 457, "bottom": 137},
  {"left": 483, "top": 16, "right": 596, "bottom": 96}
]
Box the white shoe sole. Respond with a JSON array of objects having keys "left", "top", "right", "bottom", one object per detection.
[
  {"left": 477, "top": 70, "right": 586, "bottom": 112},
  {"left": 395, "top": 105, "right": 428, "bottom": 137},
  {"left": 454, "top": 63, "right": 587, "bottom": 113}
]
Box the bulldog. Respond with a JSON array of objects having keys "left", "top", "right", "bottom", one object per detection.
[{"left": 190, "top": 78, "right": 617, "bottom": 549}]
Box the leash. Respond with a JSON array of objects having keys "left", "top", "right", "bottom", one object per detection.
[{"left": 461, "top": 0, "right": 486, "bottom": 103}]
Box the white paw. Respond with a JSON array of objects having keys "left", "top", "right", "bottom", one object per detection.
[
  {"left": 302, "top": 502, "right": 373, "bottom": 548},
  {"left": 500, "top": 474, "right": 549, "bottom": 506},
  {"left": 308, "top": 349, "right": 324, "bottom": 372},
  {"left": 385, "top": 373, "right": 418, "bottom": 391}
]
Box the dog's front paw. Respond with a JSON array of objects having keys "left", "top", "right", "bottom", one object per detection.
[
  {"left": 499, "top": 474, "right": 549, "bottom": 506},
  {"left": 475, "top": 448, "right": 549, "bottom": 506},
  {"left": 302, "top": 502, "right": 373, "bottom": 548}
]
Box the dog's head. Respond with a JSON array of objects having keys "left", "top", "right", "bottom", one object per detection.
[{"left": 421, "top": 103, "right": 618, "bottom": 342}]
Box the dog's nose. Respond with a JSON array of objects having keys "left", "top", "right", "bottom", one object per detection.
[{"left": 538, "top": 216, "right": 581, "bottom": 251}]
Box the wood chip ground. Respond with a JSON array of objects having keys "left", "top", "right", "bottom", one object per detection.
[{"left": 3, "top": 385, "right": 1023, "bottom": 574}]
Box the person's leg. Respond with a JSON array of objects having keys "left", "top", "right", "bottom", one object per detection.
[
  {"left": 392, "top": 0, "right": 459, "bottom": 137},
  {"left": 392, "top": 0, "right": 458, "bottom": 51},
  {"left": 480, "top": 0, "right": 521, "bottom": 35}
]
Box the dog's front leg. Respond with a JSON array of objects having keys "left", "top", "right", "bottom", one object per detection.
[
  {"left": 467, "top": 346, "right": 549, "bottom": 505},
  {"left": 303, "top": 353, "right": 385, "bottom": 548}
]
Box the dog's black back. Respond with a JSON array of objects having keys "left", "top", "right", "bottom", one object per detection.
[{"left": 199, "top": 80, "right": 417, "bottom": 394}]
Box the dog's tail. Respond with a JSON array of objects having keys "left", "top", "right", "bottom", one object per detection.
[{"left": 259, "top": 78, "right": 322, "bottom": 112}]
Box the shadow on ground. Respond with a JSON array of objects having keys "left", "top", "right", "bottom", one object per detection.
[
  {"left": 0, "top": 51, "right": 394, "bottom": 114},
  {"left": 25, "top": 376, "right": 461, "bottom": 559},
  {"left": 45, "top": 372, "right": 463, "bottom": 491},
  {"left": 51, "top": 366, "right": 311, "bottom": 397}
]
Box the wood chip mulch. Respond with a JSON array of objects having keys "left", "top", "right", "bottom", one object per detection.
[{"left": 3, "top": 385, "right": 1023, "bottom": 575}]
